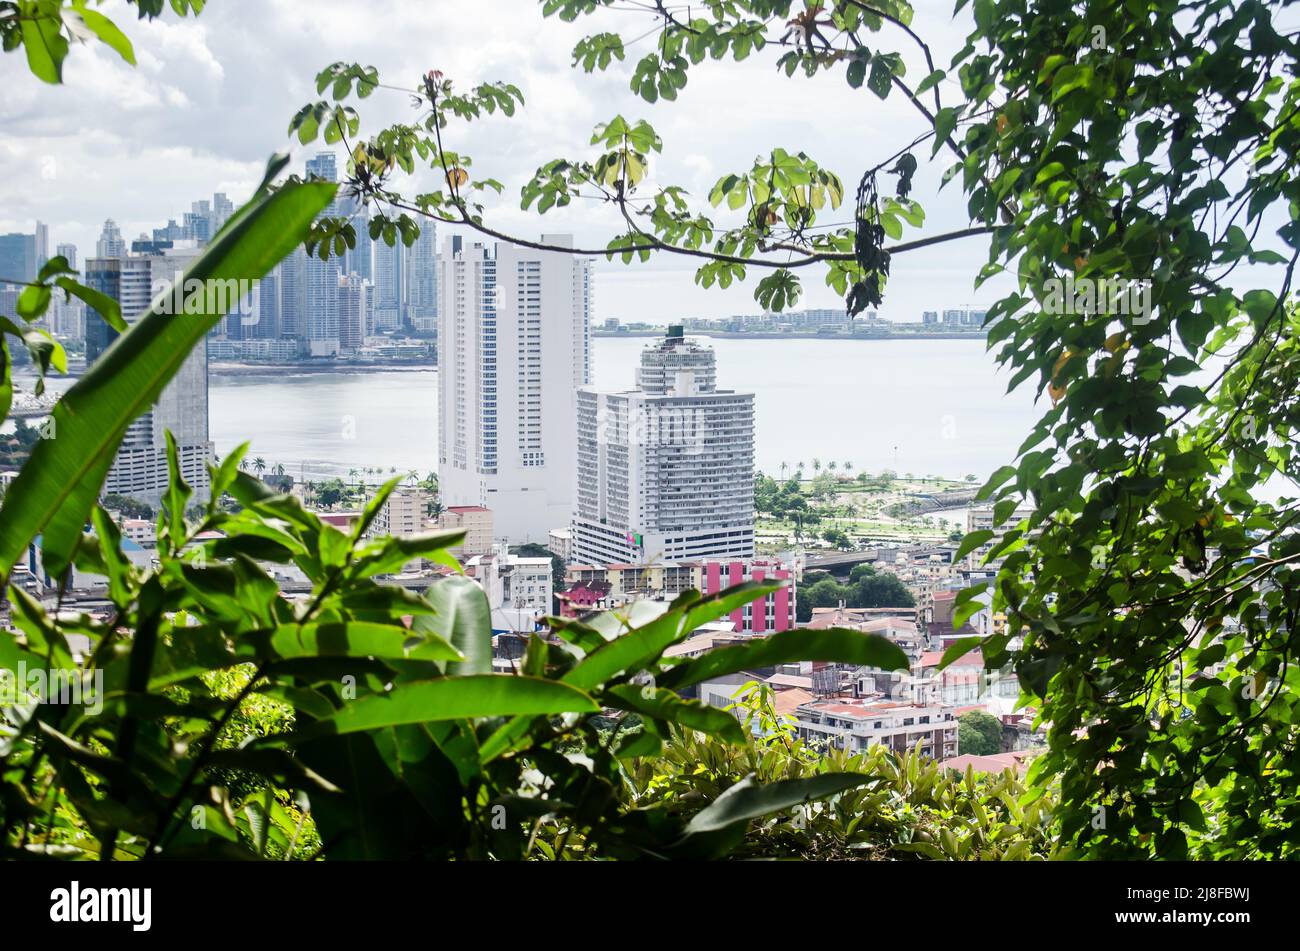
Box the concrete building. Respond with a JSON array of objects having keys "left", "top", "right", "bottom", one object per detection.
[
  {"left": 436, "top": 505, "right": 494, "bottom": 558},
  {"left": 464, "top": 543, "right": 553, "bottom": 632},
  {"left": 0, "top": 228, "right": 39, "bottom": 287},
  {"left": 560, "top": 557, "right": 794, "bottom": 633},
  {"left": 405, "top": 222, "right": 438, "bottom": 332},
  {"left": 571, "top": 327, "right": 754, "bottom": 564},
  {"left": 368, "top": 485, "right": 430, "bottom": 538},
  {"left": 437, "top": 234, "right": 591, "bottom": 544},
  {"left": 95, "top": 219, "right": 126, "bottom": 259},
  {"left": 85, "top": 246, "right": 213, "bottom": 504},
  {"left": 788, "top": 697, "right": 960, "bottom": 759}
]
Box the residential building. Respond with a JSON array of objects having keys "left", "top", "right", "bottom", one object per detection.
[
  {"left": 368, "top": 485, "right": 430, "bottom": 539},
  {"left": 571, "top": 326, "right": 754, "bottom": 564},
  {"left": 464, "top": 543, "right": 554, "bottom": 632},
  {"left": 547, "top": 527, "right": 573, "bottom": 563},
  {"left": 788, "top": 697, "right": 960, "bottom": 759},
  {"left": 560, "top": 557, "right": 795, "bottom": 632},
  {"left": 438, "top": 234, "right": 591, "bottom": 544},
  {"left": 436, "top": 505, "right": 494, "bottom": 558}
]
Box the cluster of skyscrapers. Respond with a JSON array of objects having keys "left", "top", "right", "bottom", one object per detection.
[{"left": 6, "top": 149, "right": 759, "bottom": 561}]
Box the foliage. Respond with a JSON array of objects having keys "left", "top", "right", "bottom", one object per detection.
[
  {"left": 796, "top": 563, "right": 915, "bottom": 622},
  {"left": 623, "top": 685, "right": 1057, "bottom": 860},
  {"left": 6, "top": 0, "right": 1300, "bottom": 860},
  {"left": 958, "top": 711, "right": 1003, "bottom": 756},
  {"left": 0, "top": 436, "right": 914, "bottom": 858},
  {"left": 0, "top": 418, "right": 42, "bottom": 469},
  {"left": 102, "top": 494, "right": 155, "bottom": 521}
]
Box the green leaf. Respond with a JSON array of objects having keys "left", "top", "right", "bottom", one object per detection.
[
  {"left": 75, "top": 7, "right": 136, "bottom": 65},
  {"left": 308, "top": 675, "right": 599, "bottom": 735},
  {"left": 953, "top": 530, "right": 994, "bottom": 561},
  {"left": 411, "top": 576, "right": 492, "bottom": 672},
  {"left": 20, "top": 13, "right": 69, "bottom": 84},
  {"left": 0, "top": 179, "right": 337, "bottom": 580},
  {"left": 660, "top": 626, "right": 909, "bottom": 691},
  {"left": 54, "top": 277, "right": 125, "bottom": 332},
  {"left": 683, "top": 772, "right": 872, "bottom": 835},
  {"left": 249, "top": 621, "right": 462, "bottom": 663},
  {"left": 605, "top": 684, "right": 746, "bottom": 744}
]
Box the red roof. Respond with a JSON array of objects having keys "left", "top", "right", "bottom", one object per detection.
[
  {"left": 920, "top": 650, "right": 984, "bottom": 668},
  {"left": 446, "top": 505, "right": 490, "bottom": 514}
]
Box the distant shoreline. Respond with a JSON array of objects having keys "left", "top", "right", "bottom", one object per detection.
[
  {"left": 209, "top": 362, "right": 436, "bottom": 377},
  {"left": 593, "top": 330, "right": 988, "bottom": 341}
]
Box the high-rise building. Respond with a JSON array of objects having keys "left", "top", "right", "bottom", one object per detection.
[
  {"left": 212, "top": 193, "right": 234, "bottom": 232},
  {"left": 337, "top": 272, "right": 371, "bottom": 353},
  {"left": 571, "top": 326, "right": 755, "bottom": 564},
  {"left": 302, "top": 152, "right": 345, "bottom": 354},
  {"left": 372, "top": 235, "right": 403, "bottom": 331},
  {"left": 438, "top": 234, "right": 591, "bottom": 544},
  {"left": 85, "top": 246, "right": 213, "bottom": 504},
  {"left": 0, "top": 231, "right": 38, "bottom": 286},
  {"left": 55, "top": 242, "right": 77, "bottom": 270},
  {"left": 405, "top": 222, "right": 438, "bottom": 332},
  {"left": 34, "top": 221, "right": 48, "bottom": 272},
  {"left": 278, "top": 248, "right": 305, "bottom": 342},
  {"left": 96, "top": 219, "right": 126, "bottom": 259}
]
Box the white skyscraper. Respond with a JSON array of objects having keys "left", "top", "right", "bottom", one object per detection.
[
  {"left": 438, "top": 234, "right": 592, "bottom": 544},
  {"left": 571, "top": 327, "right": 755, "bottom": 564}
]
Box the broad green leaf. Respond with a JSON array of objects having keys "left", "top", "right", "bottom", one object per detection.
[
  {"left": 682, "top": 772, "right": 872, "bottom": 835},
  {"left": 659, "top": 626, "right": 909, "bottom": 691},
  {"left": 308, "top": 675, "right": 599, "bottom": 735},
  {"left": 411, "top": 576, "right": 492, "bottom": 671}
]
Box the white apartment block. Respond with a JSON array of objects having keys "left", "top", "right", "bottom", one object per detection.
[
  {"left": 789, "top": 697, "right": 959, "bottom": 759},
  {"left": 86, "top": 246, "right": 214, "bottom": 505},
  {"left": 464, "top": 543, "right": 554, "bottom": 632},
  {"left": 437, "top": 234, "right": 591, "bottom": 545},
  {"left": 571, "top": 328, "right": 755, "bottom": 564}
]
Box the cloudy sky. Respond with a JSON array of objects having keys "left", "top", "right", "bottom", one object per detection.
[{"left": 0, "top": 0, "right": 1010, "bottom": 323}]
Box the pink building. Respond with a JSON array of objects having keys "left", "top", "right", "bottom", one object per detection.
[{"left": 701, "top": 558, "right": 795, "bottom": 634}]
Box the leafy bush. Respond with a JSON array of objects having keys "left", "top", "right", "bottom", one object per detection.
[{"left": 622, "top": 685, "right": 1057, "bottom": 861}]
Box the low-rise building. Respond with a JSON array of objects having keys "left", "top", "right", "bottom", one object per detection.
[
  {"left": 464, "top": 544, "right": 553, "bottom": 633},
  {"left": 437, "top": 505, "right": 494, "bottom": 558}
]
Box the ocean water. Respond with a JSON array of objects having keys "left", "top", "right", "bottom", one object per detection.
[{"left": 206, "top": 336, "right": 1043, "bottom": 483}]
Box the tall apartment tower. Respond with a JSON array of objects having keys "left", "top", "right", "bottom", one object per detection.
[
  {"left": 303, "top": 152, "right": 344, "bottom": 354},
  {"left": 438, "top": 234, "right": 591, "bottom": 544},
  {"left": 405, "top": 223, "right": 438, "bottom": 332},
  {"left": 571, "top": 327, "right": 755, "bottom": 564},
  {"left": 85, "top": 246, "right": 213, "bottom": 504},
  {"left": 96, "top": 219, "right": 126, "bottom": 259},
  {"left": 372, "top": 235, "right": 403, "bottom": 331}
]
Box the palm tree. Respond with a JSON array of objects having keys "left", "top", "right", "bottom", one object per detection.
[
  {"left": 238, "top": 458, "right": 249, "bottom": 472},
  {"left": 779, "top": 461, "right": 788, "bottom": 479},
  {"left": 274, "top": 463, "right": 286, "bottom": 478},
  {"left": 828, "top": 461, "right": 838, "bottom": 473},
  {"left": 348, "top": 468, "right": 359, "bottom": 487},
  {"left": 844, "top": 461, "right": 853, "bottom": 473},
  {"left": 253, "top": 457, "right": 266, "bottom": 477}
]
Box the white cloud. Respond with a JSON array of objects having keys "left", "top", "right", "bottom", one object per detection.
[{"left": 0, "top": 0, "right": 996, "bottom": 321}]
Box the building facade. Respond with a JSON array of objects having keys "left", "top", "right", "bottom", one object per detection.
[
  {"left": 437, "top": 234, "right": 591, "bottom": 544},
  {"left": 571, "top": 327, "right": 754, "bottom": 564}
]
